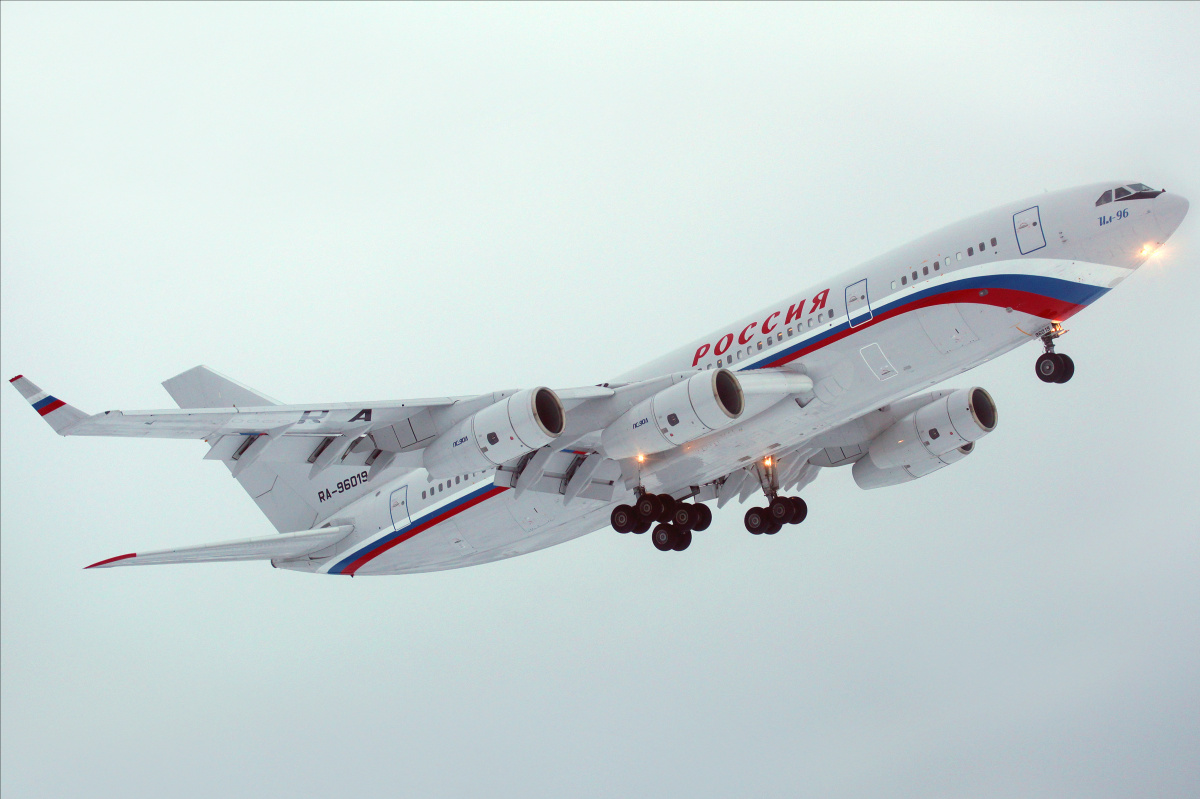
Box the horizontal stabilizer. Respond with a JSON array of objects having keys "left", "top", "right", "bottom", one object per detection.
[
  {"left": 85, "top": 525, "right": 353, "bottom": 569},
  {"left": 8, "top": 375, "right": 89, "bottom": 434}
]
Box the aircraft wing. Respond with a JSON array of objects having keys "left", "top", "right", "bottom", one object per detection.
[
  {"left": 10, "top": 374, "right": 472, "bottom": 440},
  {"left": 85, "top": 525, "right": 353, "bottom": 568}
]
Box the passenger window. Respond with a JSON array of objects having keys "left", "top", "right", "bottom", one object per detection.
[
  {"left": 787, "top": 327, "right": 793, "bottom": 336},
  {"left": 956, "top": 252, "right": 963, "bottom": 261},
  {"left": 422, "top": 490, "right": 426, "bottom": 499},
  {"left": 891, "top": 280, "right": 897, "bottom": 289},
  {"left": 727, "top": 355, "right": 732, "bottom": 364},
  {"left": 911, "top": 271, "right": 918, "bottom": 280},
  {"left": 967, "top": 246, "right": 974, "bottom": 256},
  {"left": 757, "top": 341, "right": 763, "bottom": 350},
  {"left": 777, "top": 332, "right": 783, "bottom": 341},
  {"left": 990, "top": 237, "right": 997, "bottom": 247},
  {"left": 1096, "top": 190, "right": 1113, "bottom": 206},
  {"left": 901, "top": 275, "right": 908, "bottom": 285},
  {"left": 978, "top": 242, "right": 985, "bottom": 251},
  {"left": 1114, "top": 186, "right": 1132, "bottom": 200},
  {"left": 922, "top": 266, "right": 929, "bottom": 275},
  {"left": 455, "top": 475, "right": 460, "bottom": 484}
]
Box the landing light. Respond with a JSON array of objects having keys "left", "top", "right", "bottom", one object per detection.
[
  {"left": 637, "top": 454, "right": 645, "bottom": 463},
  {"left": 764, "top": 457, "right": 772, "bottom": 467},
  {"left": 1141, "top": 242, "right": 1160, "bottom": 256}
]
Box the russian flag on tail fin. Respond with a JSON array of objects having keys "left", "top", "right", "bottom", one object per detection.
[{"left": 9, "top": 375, "right": 89, "bottom": 434}]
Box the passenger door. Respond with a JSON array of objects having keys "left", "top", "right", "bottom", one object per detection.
[
  {"left": 389, "top": 485, "right": 411, "bottom": 531},
  {"left": 845, "top": 279, "right": 873, "bottom": 327},
  {"left": 1013, "top": 206, "right": 1047, "bottom": 254}
]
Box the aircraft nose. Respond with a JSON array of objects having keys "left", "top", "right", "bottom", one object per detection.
[{"left": 1156, "top": 192, "right": 1189, "bottom": 239}]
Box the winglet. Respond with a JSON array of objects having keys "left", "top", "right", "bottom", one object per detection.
[
  {"left": 85, "top": 553, "right": 137, "bottom": 569},
  {"left": 9, "top": 375, "right": 89, "bottom": 434},
  {"left": 83, "top": 525, "right": 354, "bottom": 570}
]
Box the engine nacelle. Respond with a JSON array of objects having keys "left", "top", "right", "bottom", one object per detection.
[
  {"left": 423, "top": 387, "right": 565, "bottom": 478},
  {"left": 601, "top": 369, "right": 744, "bottom": 460},
  {"left": 867, "top": 387, "right": 997, "bottom": 470},
  {"left": 853, "top": 441, "right": 974, "bottom": 489}
]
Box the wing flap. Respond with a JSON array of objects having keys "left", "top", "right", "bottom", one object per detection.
[{"left": 84, "top": 525, "right": 354, "bottom": 568}]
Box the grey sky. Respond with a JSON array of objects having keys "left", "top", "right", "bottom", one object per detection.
[{"left": 2, "top": 3, "right": 1198, "bottom": 797}]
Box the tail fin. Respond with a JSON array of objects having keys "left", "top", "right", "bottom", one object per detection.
[
  {"left": 162, "top": 365, "right": 281, "bottom": 408},
  {"left": 162, "top": 366, "right": 353, "bottom": 533},
  {"left": 9, "top": 375, "right": 90, "bottom": 434}
]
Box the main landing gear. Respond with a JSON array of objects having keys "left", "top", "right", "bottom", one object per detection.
[
  {"left": 610, "top": 492, "right": 713, "bottom": 552},
  {"left": 742, "top": 455, "right": 809, "bottom": 535},
  {"left": 744, "top": 496, "right": 807, "bottom": 535},
  {"left": 1034, "top": 323, "right": 1074, "bottom": 384}
]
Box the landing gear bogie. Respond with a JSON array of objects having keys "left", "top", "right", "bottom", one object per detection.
[
  {"left": 745, "top": 495, "right": 809, "bottom": 534},
  {"left": 619, "top": 493, "right": 711, "bottom": 550}
]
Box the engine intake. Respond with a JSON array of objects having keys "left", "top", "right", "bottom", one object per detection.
[{"left": 423, "top": 387, "right": 565, "bottom": 477}]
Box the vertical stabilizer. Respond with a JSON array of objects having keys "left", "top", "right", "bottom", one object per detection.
[{"left": 163, "top": 366, "right": 324, "bottom": 532}]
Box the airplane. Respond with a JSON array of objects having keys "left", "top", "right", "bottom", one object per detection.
[{"left": 11, "top": 180, "right": 1189, "bottom": 575}]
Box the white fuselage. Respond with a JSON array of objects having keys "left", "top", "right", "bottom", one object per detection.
[{"left": 287, "top": 182, "right": 1188, "bottom": 576}]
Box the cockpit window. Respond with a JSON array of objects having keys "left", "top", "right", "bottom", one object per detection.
[{"left": 1100, "top": 183, "right": 1164, "bottom": 205}]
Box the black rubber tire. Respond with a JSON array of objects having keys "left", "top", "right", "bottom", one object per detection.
[
  {"left": 1055, "top": 353, "right": 1075, "bottom": 383},
  {"left": 611, "top": 505, "right": 636, "bottom": 533},
  {"left": 691, "top": 503, "right": 713, "bottom": 532},
  {"left": 671, "top": 527, "right": 692, "bottom": 551},
  {"left": 1036, "top": 352, "right": 1062, "bottom": 383},
  {"left": 671, "top": 504, "right": 694, "bottom": 530},
  {"left": 745, "top": 507, "right": 767, "bottom": 534},
  {"left": 635, "top": 494, "right": 660, "bottom": 519},
  {"left": 656, "top": 494, "right": 677, "bottom": 523},
  {"left": 765, "top": 519, "right": 783, "bottom": 535},
  {"left": 633, "top": 516, "right": 652, "bottom": 535},
  {"left": 769, "top": 496, "right": 793, "bottom": 522},
  {"left": 652, "top": 523, "right": 676, "bottom": 551},
  {"left": 789, "top": 496, "right": 808, "bottom": 524}
]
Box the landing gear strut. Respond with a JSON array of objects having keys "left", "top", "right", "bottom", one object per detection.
[
  {"left": 1034, "top": 323, "right": 1074, "bottom": 384},
  {"left": 744, "top": 458, "right": 808, "bottom": 534}
]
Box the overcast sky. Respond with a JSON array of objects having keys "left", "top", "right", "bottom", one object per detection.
[{"left": 2, "top": 3, "right": 1198, "bottom": 797}]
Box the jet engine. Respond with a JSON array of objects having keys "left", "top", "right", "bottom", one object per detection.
[
  {"left": 866, "top": 387, "right": 997, "bottom": 469},
  {"left": 423, "top": 387, "right": 565, "bottom": 478},
  {"left": 601, "top": 369, "right": 744, "bottom": 460},
  {"left": 597, "top": 368, "right": 812, "bottom": 461},
  {"left": 853, "top": 441, "right": 974, "bottom": 489},
  {"left": 850, "top": 387, "right": 997, "bottom": 490}
]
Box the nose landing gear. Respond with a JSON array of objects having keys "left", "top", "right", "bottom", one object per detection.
[{"left": 1034, "top": 323, "right": 1074, "bottom": 384}]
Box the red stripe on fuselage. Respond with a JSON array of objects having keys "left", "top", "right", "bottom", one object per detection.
[
  {"left": 762, "top": 289, "right": 1084, "bottom": 369},
  {"left": 341, "top": 486, "right": 508, "bottom": 576}
]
